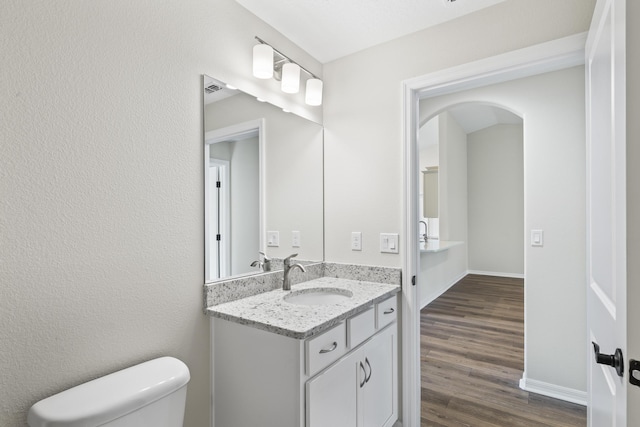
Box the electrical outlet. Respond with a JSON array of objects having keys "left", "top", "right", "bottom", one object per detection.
[
  {"left": 351, "top": 232, "right": 362, "bottom": 251},
  {"left": 292, "top": 231, "right": 301, "bottom": 248}
]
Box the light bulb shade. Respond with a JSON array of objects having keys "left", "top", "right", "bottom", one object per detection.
[
  {"left": 281, "top": 63, "right": 301, "bottom": 93},
  {"left": 305, "top": 78, "right": 323, "bottom": 106},
  {"left": 253, "top": 44, "right": 273, "bottom": 79}
]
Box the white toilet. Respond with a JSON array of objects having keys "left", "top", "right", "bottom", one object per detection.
[{"left": 27, "top": 357, "right": 190, "bottom": 427}]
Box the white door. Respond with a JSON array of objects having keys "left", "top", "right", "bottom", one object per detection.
[
  {"left": 586, "top": 0, "right": 627, "bottom": 425},
  {"left": 209, "top": 159, "right": 231, "bottom": 279},
  {"left": 306, "top": 349, "right": 359, "bottom": 427},
  {"left": 208, "top": 163, "right": 221, "bottom": 280},
  {"left": 361, "top": 325, "right": 397, "bottom": 427}
]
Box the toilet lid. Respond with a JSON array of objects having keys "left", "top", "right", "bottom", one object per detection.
[{"left": 27, "top": 357, "right": 190, "bottom": 427}]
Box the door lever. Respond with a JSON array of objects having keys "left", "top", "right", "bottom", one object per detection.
[
  {"left": 592, "top": 342, "right": 624, "bottom": 377},
  {"left": 630, "top": 360, "right": 640, "bottom": 387}
]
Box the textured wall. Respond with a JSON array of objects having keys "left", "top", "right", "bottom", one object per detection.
[{"left": 0, "top": 0, "right": 321, "bottom": 425}]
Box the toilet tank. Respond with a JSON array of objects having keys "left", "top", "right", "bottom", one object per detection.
[{"left": 28, "top": 357, "right": 190, "bottom": 427}]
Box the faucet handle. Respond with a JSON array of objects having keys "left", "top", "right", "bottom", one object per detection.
[
  {"left": 284, "top": 253, "right": 299, "bottom": 265},
  {"left": 259, "top": 251, "right": 270, "bottom": 261}
]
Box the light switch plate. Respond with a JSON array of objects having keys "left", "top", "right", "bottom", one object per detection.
[
  {"left": 267, "top": 231, "right": 280, "bottom": 247},
  {"left": 351, "top": 232, "right": 362, "bottom": 251},
  {"left": 531, "top": 229, "right": 543, "bottom": 247},
  {"left": 292, "top": 231, "right": 301, "bottom": 248},
  {"left": 380, "top": 233, "right": 399, "bottom": 254}
]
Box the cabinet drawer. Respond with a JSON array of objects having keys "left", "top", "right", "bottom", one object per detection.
[
  {"left": 306, "top": 322, "right": 347, "bottom": 377},
  {"left": 376, "top": 296, "right": 397, "bottom": 329},
  {"left": 347, "top": 306, "right": 375, "bottom": 349}
]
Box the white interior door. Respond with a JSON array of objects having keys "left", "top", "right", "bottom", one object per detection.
[
  {"left": 586, "top": 0, "right": 627, "bottom": 425},
  {"left": 208, "top": 163, "right": 221, "bottom": 280},
  {"left": 209, "top": 159, "right": 230, "bottom": 279}
]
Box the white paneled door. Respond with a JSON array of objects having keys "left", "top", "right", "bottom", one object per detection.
[{"left": 586, "top": 0, "right": 627, "bottom": 425}]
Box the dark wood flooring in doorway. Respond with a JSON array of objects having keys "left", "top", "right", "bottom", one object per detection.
[{"left": 420, "top": 274, "right": 586, "bottom": 426}]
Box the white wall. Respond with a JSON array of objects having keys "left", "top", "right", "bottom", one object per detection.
[
  {"left": 467, "top": 124, "right": 524, "bottom": 276},
  {"left": 419, "top": 66, "right": 587, "bottom": 394},
  {"left": 439, "top": 112, "right": 468, "bottom": 243},
  {"left": 229, "top": 138, "right": 260, "bottom": 274},
  {"left": 0, "top": 0, "right": 321, "bottom": 426},
  {"left": 418, "top": 118, "right": 439, "bottom": 238},
  {"left": 323, "top": 0, "right": 595, "bottom": 268},
  {"left": 418, "top": 112, "right": 468, "bottom": 307}
]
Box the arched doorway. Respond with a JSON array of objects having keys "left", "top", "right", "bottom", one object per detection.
[{"left": 403, "top": 56, "right": 588, "bottom": 427}]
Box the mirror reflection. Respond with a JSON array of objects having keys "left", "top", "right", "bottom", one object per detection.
[
  {"left": 418, "top": 116, "right": 440, "bottom": 243},
  {"left": 204, "top": 75, "right": 323, "bottom": 283}
]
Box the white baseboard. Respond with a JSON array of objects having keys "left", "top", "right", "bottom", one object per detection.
[
  {"left": 420, "top": 271, "right": 467, "bottom": 309},
  {"left": 519, "top": 375, "right": 587, "bottom": 406},
  {"left": 467, "top": 270, "right": 525, "bottom": 279}
]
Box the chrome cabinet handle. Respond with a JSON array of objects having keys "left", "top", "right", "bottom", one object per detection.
[
  {"left": 365, "top": 357, "right": 372, "bottom": 383},
  {"left": 319, "top": 341, "right": 338, "bottom": 354},
  {"left": 383, "top": 308, "right": 395, "bottom": 315},
  {"left": 359, "top": 362, "right": 366, "bottom": 388}
]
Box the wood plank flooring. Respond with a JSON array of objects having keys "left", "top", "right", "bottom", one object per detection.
[{"left": 420, "top": 274, "right": 586, "bottom": 426}]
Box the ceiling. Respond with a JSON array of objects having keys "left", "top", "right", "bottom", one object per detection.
[
  {"left": 448, "top": 103, "right": 522, "bottom": 134},
  {"left": 234, "top": 0, "right": 507, "bottom": 63},
  {"left": 419, "top": 104, "right": 522, "bottom": 149}
]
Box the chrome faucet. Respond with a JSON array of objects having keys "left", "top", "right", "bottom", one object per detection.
[
  {"left": 283, "top": 253, "right": 306, "bottom": 291},
  {"left": 250, "top": 251, "right": 271, "bottom": 272},
  {"left": 419, "top": 220, "right": 428, "bottom": 243}
]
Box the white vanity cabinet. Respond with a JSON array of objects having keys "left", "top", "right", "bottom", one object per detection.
[
  {"left": 210, "top": 294, "right": 398, "bottom": 427},
  {"left": 306, "top": 323, "right": 397, "bottom": 427}
]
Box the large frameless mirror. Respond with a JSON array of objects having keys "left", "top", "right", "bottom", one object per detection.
[{"left": 204, "top": 75, "right": 323, "bottom": 283}]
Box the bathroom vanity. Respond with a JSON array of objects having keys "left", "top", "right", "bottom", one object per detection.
[{"left": 208, "top": 277, "right": 400, "bottom": 427}]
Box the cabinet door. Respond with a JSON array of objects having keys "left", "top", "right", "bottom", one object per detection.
[
  {"left": 306, "top": 349, "right": 360, "bottom": 427},
  {"left": 362, "top": 325, "right": 396, "bottom": 427}
]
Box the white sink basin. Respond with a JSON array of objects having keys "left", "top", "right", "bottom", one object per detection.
[{"left": 284, "top": 288, "right": 353, "bottom": 305}]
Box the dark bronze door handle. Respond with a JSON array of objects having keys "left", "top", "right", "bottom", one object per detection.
[{"left": 592, "top": 341, "right": 624, "bottom": 377}]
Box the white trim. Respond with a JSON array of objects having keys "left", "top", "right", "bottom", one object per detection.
[
  {"left": 210, "top": 317, "right": 215, "bottom": 427},
  {"left": 406, "top": 32, "right": 587, "bottom": 100},
  {"left": 466, "top": 270, "right": 525, "bottom": 279},
  {"left": 401, "top": 69, "right": 421, "bottom": 427},
  {"left": 402, "top": 33, "right": 586, "bottom": 425},
  {"left": 420, "top": 271, "right": 467, "bottom": 309},
  {"left": 519, "top": 375, "right": 587, "bottom": 406}
]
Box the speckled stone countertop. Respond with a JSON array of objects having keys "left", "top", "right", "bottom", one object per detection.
[{"left": 207, "top": 277, "right": 400, "bottom": 339}]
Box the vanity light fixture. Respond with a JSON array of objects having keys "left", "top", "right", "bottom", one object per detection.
[
  {"left": 281, "top": 63, "right": 301, "bottom": 94},
  {"left": 253, "top": 44, "right": 274, "bottom": 79},
  {"left": 252, "top": 36, "right": 323, "bottom": 106},
  {"left": 305, "top": 78, "right": 323, "bottom": 106}
]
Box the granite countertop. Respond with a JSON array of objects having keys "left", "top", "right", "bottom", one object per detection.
[{"left": 207, "top": 276, "right": 401, "bottom": 339}]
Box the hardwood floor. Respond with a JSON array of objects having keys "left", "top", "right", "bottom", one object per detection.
[{"left": 420, "top": 274, "right": 586, "bottom": 426}]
